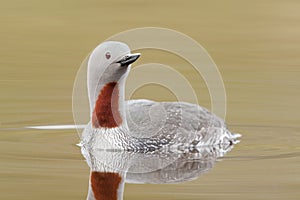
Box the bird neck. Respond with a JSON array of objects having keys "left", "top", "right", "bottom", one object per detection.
[{"left": 90, "top": 78, "right": 127, "bottom": 129}]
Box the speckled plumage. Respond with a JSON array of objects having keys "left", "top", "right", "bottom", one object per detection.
[{"left": 81, "top": 99, "right": 239, "bottom": 152}]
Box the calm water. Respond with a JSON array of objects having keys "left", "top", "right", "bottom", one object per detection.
[{"left": 1, "top": 0, "right": 299, "bottom": 199}]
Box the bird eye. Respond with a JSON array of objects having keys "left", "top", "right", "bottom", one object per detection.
[{"left": 105, "top": 52, "right": 111, "bottom": 59}]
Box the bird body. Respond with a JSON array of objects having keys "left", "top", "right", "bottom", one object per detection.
[
  {"left": 81, "top": 41, "right": 239, "bottom": 152},
  {"left": 82, "top": 99, "right": 237, "bottom": 152}
]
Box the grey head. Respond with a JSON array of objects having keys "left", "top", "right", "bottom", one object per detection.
[{"left": 87, "top": 41, "right": 140, "bottom": 114}]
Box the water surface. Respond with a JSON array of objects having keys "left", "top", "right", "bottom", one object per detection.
[{"left": 1, "top": 0, "right": 299, "bottom": 199}]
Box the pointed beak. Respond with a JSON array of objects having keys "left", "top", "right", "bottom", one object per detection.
[{"left": 117, "top": 53, "right": 141, "bottom": 67}]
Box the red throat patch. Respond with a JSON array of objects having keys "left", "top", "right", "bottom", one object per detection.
[
  {"left": 92, "top": 82, "right": 122, "bottom": 128},
  {"left": 91, "top": 171, "right": 122, "bottom": 200}
]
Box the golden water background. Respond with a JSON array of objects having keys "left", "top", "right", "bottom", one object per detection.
[{"left": 1, "top": 0, "right": 299, "bottom": 199}]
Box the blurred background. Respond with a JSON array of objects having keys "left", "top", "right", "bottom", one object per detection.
[{"left": 0, "top": 0, "right": 299, "bottom": 199}]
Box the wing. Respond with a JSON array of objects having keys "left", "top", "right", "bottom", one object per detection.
[{"left": 125, "top": 99, "right": 226, "bottom": 140}]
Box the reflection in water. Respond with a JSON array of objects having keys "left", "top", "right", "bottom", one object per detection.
[
  {"left": 77, "top": 41, "right": 242, "bottom": 200},
  {"left": 81, "top": 142, "right": 237, "bottom": 200}
]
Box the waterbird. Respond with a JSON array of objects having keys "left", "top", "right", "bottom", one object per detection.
[
  {"left": 80, "top": 41, "right": 241, "bottom": 200},
  {"left": 81, "top": 41, "right": 240, "bottom": 152}
]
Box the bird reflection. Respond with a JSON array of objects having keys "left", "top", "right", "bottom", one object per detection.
[{"left": 81, "top": 142, "right": 237, "bottom": 200}]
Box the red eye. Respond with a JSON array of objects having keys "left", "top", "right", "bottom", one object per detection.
[{"left": 105, "top": 52, "right": 111, "bottom": 59}]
